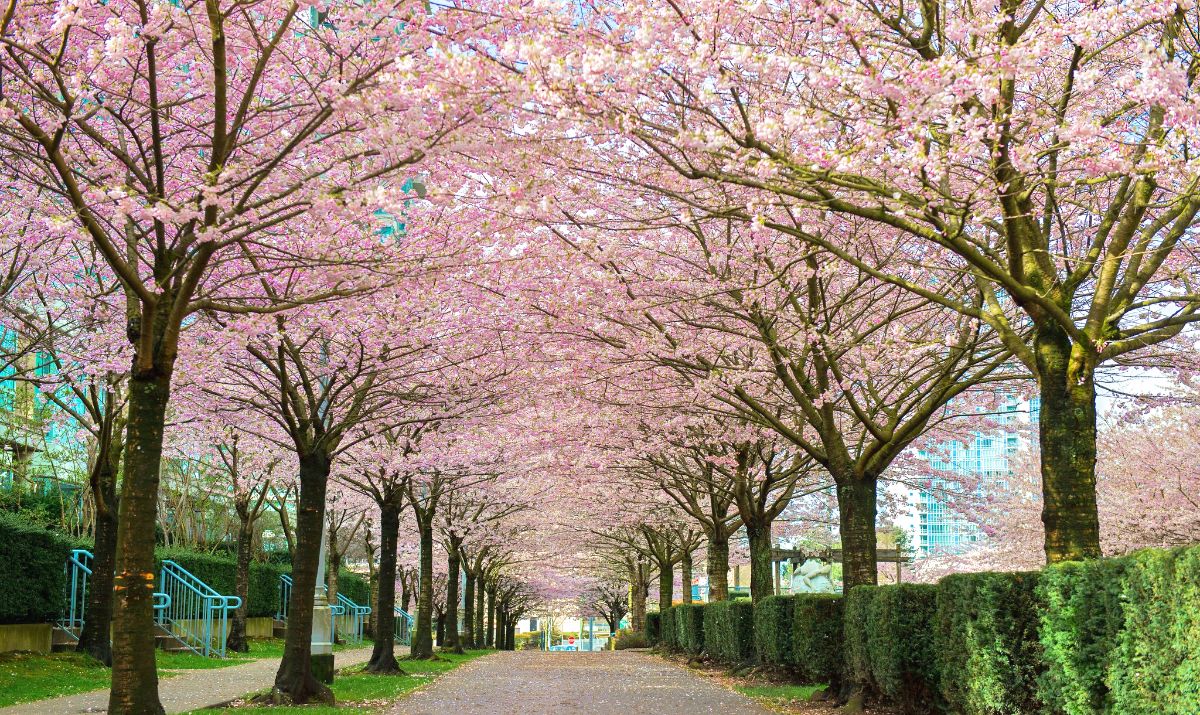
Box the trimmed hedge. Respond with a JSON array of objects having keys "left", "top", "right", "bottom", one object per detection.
[
  {"left": 792, "top": 594, "right": 843, "bottom": 685},
  {"left": 1037, "top": 557, "right": 1127, "bottom": 715},
  {"left": 0, "top": 512, "right": 72, "bottom": 623},
  {"left": 674, "top": 602, "right": 706, "bottom": 655},
  {"left": 661, "top": 606, "right": 678, "bottom": 650},
  {"left": 646, "top": 612, "right": 662, "bottom": 646},
  {"left": 844, "top": 585, "right": 939, "bottom": 712},
  {"left": 1107, "top": 546, "right": 1200, "bottom": 715},
  {"left": 754, "top": 595, "right": 798, "bottom": 665},
  {"left": 704, "top": 600, "right": 754, "bottom": 664},
  {"left": 936, "top": 572, "right": 1043, "bottom": 715}
]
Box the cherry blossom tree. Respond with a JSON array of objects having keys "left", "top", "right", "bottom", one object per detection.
[{"left": 0, "top": 2, "right": 477, "bottom": 708}]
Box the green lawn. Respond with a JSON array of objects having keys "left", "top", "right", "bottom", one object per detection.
[
  {"left": 0, "top": 652, "right": 111, "bottom": 707},
  {"left": 734, "top": 683, "right": 827, "bottom": 707},
  {"left": 196, "top": 649, "right": 493, "bottom": 713},
  {"left": 0, "top": 638, "right": 371, "bottom": 707}
]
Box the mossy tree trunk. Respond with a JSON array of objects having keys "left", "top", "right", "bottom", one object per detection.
[
  {"left": 273, "top": 452, "right": 333, "bottom": 704},
  {"left": 746, "top": 519, "right": 774, "bottom": 603},
  {"left": 78, "top": 429, "right": 122, "bottom": 666},
  {"left": 409, "top": 516, "right": 436, "bottom": 659},
  {"left": 365, "top": 503, "right": 403, "bottom": 674},
  {"left": 108, "top": 367, "right": 172, "bottom": 715},
  {"left": 1035, "top": 324, "right": 1102, "bottom": 563},
  {"left": 836, "top": 474, "right": 879, "bottom": 592}
]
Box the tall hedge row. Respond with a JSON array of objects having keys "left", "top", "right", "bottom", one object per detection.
[
  {"left": 792, "top": 593, "right": 843, "bottom": 685},
  {"left": 703, "top": 600, "right": 754, "bottom": 664},
  {"left": 838, "top": 545, "right": 1200, "bottom": 714},
  {"left": 661, "top": 606, "right": 678, "bottom": 649},
  {"left": 674, "top": 603, "right": 706, "bottom": 655},
  {"left": 0, "top": 512, "right": 73, "bottom": 623},
  {"left": 753, "top": 595, "right": 798, "bottom": 665},
  {"left": 646, "top": 612, "right": 662, "bottom": 646}
]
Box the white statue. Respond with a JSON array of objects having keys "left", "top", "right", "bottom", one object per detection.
[{"left": 791, "top": 558, "right": 836, "bottom": 593}]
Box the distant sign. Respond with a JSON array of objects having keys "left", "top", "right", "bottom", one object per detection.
[{"left": 568, "top": 637, "right": 576, "bottom": 645}]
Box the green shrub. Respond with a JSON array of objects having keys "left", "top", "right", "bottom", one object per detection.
[
  {"left": 754, "top": 595, "right": 798, "bottom": 665},
  {"left": 674, "top": 603, "right": 706, "bottom": 655},
  {"left": 936, "top": 571, "right": 1044, "bottom": 715},
  {"left": 0, "top": 512, "right": 72, "bottom": 623},
  {"left": 661, "top": 606, "right": 677, "bottom": 650},
  {"left": 704, "top": 600, "right": 754, "bottom": 664},
  {"left": 646, "top": 612, "right": 662, "bottom": 646},
  {"left": 1037, "top": 557, "right": 1127, "bottom": 715},
  {"left": 337, "top": 570, "right": 370, "bottom": 606},
  {"left": 792, "top": 594, "right": 843, "bottom": 685},
  {"left": 1108, "top": 546, "right": 1200, "bottom": 715},
  {"left": 843, "top": 586, "right": 874, "bottom": 691},
  {"left": 614, "top": 628, "right": 647, "bottom": 650},
  {"left": 867, "top": 584, "right": 939, "bottom": 713}
]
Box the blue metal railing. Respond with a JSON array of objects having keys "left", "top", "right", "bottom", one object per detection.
[
  {"left": 336, "top": 593, "right": 371, "bottom": 644},
  {"left": 278, "top": 573, "right": 293, "bottom": 621},
  {"left": 279, "top": 574, "right": 370, "bottom": 644},
  {"left": 157, "top": 560, "right": 241, "bottom": 657},
  {"left": 60, "top": 549, "right": 170, "bottom": 643},
  {"left": 394, "top": 606, "right": 415, "bottom": 646}
]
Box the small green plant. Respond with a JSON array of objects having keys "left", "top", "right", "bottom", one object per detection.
[{"left": 614, "top": 628, "right": 648, "bottom": 650}]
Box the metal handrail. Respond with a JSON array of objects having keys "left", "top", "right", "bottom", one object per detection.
[
  {"left": 394, "top": 606, "right": 415, "bottom": 646},
  {"left": 158, "top": 560, "right": 241, "bottom": 657},
  {"left": 336, "top": 592, "right": 371, "bottom": 644},
  {"left": 59, "top": 549, "right": 170, "bottom": 644}
]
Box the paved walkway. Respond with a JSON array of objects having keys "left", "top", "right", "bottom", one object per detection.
[
  {"left": 391, "top": 650, "right": 774, "bottom": 714},
  {"left": 1, "top": 645, "right": 395, "bottom": 715}
]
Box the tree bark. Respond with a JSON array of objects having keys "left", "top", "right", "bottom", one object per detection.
[
  {"left": 435, "top": 614, "right": 446, "bottom": 646},
  {"left": 108, "top": 370, "right": 171, "bottom": 715},
  {"left": 680, "top": 550, "right": 693, "bottom": 604},
  {"left": 225, "top": 510, "right": 254, "bottom": 653},
  {"left": 495, "top": 608, "right": 506, "bottom": 650},
  {"left": 365, "top": 504, "right": 402, "bottom": 674},
  {"left": 1035, "top": 325, "right": 1102, "bottom": 562},
  {"left": 485, "top": 586, "right": 496, "bottom": 648},
  {"left": 78, "top": 446, "right": 120, "bottom": 666},
  {"left": 409, "top": 518, "right": 435, "bottom": 659},
  {"left": 474, "top": 575, "right": 485, "bottom": 649},
  {"left": 837, "top": 475, "right": 879, "bottom": 592},
  {"left": 462, "top": 567, "right": 475, "bottom": 649},
  {"left": 442, "top": 546, "right": 463, "bottom": 654},
  {"left": 706, "top": 532, "right": 729, "bottom": 602},
  {"left": 273, "top": 453, "right": 333, "bottom": 704},
  {"left": 657, "top": 560, "right": 673, "bottom": 613},
  {"left": 746, "top": 520, "right": 774, "bottom": 603},
  {"left": 630, "top": 577, "right": 647, "bottom": 633},
  {"left": 505, "top": 622, "right": 515, "bottom": 651}
]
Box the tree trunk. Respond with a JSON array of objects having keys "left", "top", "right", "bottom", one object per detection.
[
  {"left": 365, "top": 504, "right": 402, "bottom": 674},
  {"left": 443, "top": 547, "right": 463, "bottom": 654},
  {"left": 462, "top": 567, "right": 476, "bottom": 649},
  {"left": 1035, "top": 325, "right": 1102, "bottom": 562},
  {"left": 836, "top": 475, "right": 879, "bottom": 592},
  {"left": 495, "top": 608, "right": 505, "bottom": 650},
  {"left": 485, "top": 587, "right": 496, "bottom": 648},
  {"left": 273, "top": 453, "right": 333, "bottom": 704},
  {"left": 657, "top": 560, "right": 673, "bottom": 613},
  {"left": 108, "top": 370, "right": 171, "bottom": 715},
  {"left": 505, "top": 622, "right": 515, "bottom": 650},
  {"left": 630, "top": 579, "right": 647, "bottom": 633},
  {"left": 746, "top": 520, "right": 774, "bottom": 603},
  {"left": 707, "top": 532, "right": 730, "bottom": 602},
  {"left": 78, "top": 449, "right": 119, "bottom": 665},
  {"left": 409, "top": 518, "right": 435, "bottom": 659},
  {"left": 474, "top": 576, "right": 485, "bottom": 649},
  {"left": 435, "top": 614, "right": 446, "bottom": 646},
  {"left": 680, "top": 551, "right": 693, "bottom": 604},
  {"left": 226, "top": 512, "right": 254, "bottom": 653}
]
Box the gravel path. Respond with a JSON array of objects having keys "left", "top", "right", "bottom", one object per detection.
[
  {"left": 0, "top": 645, "right": 393, "bottom": 715},
  {"left": 390, "top": 650, "right": 774, "bottom": 714}
]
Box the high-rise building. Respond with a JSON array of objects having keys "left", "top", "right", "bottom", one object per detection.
[{"left": 901, "top": 396, "right": 1039, "bottom": 556}]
